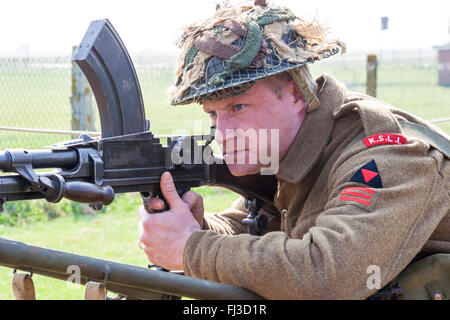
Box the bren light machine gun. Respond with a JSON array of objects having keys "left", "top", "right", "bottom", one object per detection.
[{"left": 0, "top": 19, "right": 280, "bottom": 300}]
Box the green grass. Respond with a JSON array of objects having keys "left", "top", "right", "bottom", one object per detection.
[
  {"left": 0, "top": 56, "right": 449, "bottom": 299},
  {"left": 0, "top": 187, "right": 238, "bottom": 300}
]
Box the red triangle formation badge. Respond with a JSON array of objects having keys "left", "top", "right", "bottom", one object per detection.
[{"left": 350, "top": 160, "right": 384, "bottom": 189}]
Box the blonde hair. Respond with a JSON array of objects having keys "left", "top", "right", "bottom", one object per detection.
[{"left": 266, "top": 65, "right": 317, "bottom": 101}]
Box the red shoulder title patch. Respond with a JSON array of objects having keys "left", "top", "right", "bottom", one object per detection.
[{"left": 363, "top": 134, "right": 406, "bottom": 148}]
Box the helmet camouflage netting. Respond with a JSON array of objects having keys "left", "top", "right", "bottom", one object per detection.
[{"left": 169, "top": 0, "right": 346, "bottom": 106}]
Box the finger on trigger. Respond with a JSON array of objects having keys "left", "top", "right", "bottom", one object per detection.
[{"left": 149, "top": 197, "right": 165, "bottom": 211}]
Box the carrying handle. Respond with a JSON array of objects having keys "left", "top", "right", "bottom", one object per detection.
[{"left": 63, "top": 181, "right": 115, "bottom": 205}]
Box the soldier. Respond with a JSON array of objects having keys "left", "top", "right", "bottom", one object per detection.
[{"left": 138, "top": 0, "right": 450, "bottom": 299}]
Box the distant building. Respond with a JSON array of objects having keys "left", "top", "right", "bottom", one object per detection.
[{"left": 437, "top": 44, "right": 450, "bottom": 86}]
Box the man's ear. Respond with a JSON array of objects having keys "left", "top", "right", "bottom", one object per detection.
[
  {"left": 291, "top": 79, "right": 304, "bottom": 104},
  {"left": 289, "top": 79, "right": 306, "bottom": 113}
]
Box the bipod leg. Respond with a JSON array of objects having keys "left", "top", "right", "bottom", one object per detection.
[
  {"left": 84, "top": 282, "right": 106, "bottom": 300},
  {"left": 12, "top": 270, "right": 36, "bottom": 300}
]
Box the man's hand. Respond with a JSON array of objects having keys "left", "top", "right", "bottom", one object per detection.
[{"left": 138, "top": 172, "right": 204, "bottom": 271}]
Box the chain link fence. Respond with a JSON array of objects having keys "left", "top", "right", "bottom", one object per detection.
[
  {"left": 311, "top": 51, "right": 450, "bottom": 133},
  {"left": 0, "top": 51, "right": 449, "bottom": 151},
  {"left": 0, "top": 57, "right": 73, "bottom": 149}
]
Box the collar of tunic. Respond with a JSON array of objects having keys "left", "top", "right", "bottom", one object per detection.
[{"left": 276, "top": 74, "right": 348, "bottom": 183}]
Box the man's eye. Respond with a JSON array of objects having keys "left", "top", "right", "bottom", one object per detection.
[
  {"left": 233, "top": 104, "right": 247, "bottom": 112},
  {"left": 209, "top": 111, "right": 217, "bottom": 118}
]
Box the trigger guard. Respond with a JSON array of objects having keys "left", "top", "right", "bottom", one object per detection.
[{"left": 140, "top": 192, "right": 169, "bottom": 214}]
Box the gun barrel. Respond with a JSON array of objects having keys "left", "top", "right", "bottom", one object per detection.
[
  {"left": 0, "top": 149, "right": 78, "bottom": 171},
  {"left": 0, "top": 237, "right": 263, "bottom": 300}
]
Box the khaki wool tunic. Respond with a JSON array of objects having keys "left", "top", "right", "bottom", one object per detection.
[{"left": 183, "top": 74, "right": 450, "bottom": 300}]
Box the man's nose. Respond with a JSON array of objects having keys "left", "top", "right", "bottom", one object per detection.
[{"left": 214, "top": 117, "right": 236, "bottom": 147}]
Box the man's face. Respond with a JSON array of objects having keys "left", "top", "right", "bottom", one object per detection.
[{"left": 203, "top": 78, "right": 307, "bottom": 176}]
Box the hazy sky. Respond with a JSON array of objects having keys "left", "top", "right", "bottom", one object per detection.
[{"left": 1, "top": 0, "right": 449, "bottom": 57}]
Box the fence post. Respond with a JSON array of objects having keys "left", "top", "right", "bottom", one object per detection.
[
  {"left": 71, "top": 46, "right": 95, "bottom": 138},
  {"left": 367, "top": 54, "right": 378, "bottom": 98}
]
